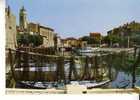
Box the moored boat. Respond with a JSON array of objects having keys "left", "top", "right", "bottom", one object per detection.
[
  {"left": 70, "top": 80, "right": 110, "bottom": 89},
  {"left": 77, "top": 47, "right": 99, "bottom": 53}
]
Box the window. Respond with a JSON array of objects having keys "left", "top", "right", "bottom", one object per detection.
[{"left": 9, "top": 26, "right": 12, "bottom": 29}]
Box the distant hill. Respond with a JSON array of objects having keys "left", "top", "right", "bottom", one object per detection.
[
  {"left": 107, "top": 21, "right": 140, "bottom": 36},
  {"left": 106, "top": 21, "right": 140, "bottom": 47}
]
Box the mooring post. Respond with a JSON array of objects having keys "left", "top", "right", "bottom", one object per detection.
[
  {"left": 68, "top": 56, "right": 73, "bottom": 81},
  {"left": 34, "top": 55, "right": 39, "bottom": 81},
  {"left": 39, "top": 55, "right": 44, "bottom": 81},
  {"left": 8, "top": 48, "right": 16, "bottom": 88},
  {"left": 69, "top": 57, "right": 73, "bottom": 82},
  {"left": 56, "top": 56, "right": 65, "bottom": 83},
  {"left": 108, "top": 53, "right": 112, "bottom": 81},
  {"left": 94, "top": 55, "right": 98, "bottom": 80},
  {"left": 86, "top": 56, "right": 90, "bottom": 79},
  {"left": 81, "top": 56, "right": 90, "bottom": 80},
  {"left": 16, "top": 48, "right": 21, "bottom": 68},
  {"left": 132, "top": 46, "right": 137, "bottom": 88},
  {"left": 22, "top": 51, "right": 29, "bottom": 81},
  {"left": 69, "top": 56, "right": 78, "bottom": 82},
  {"left": 90, "top": 56, "right": 95, "bottom": 80}
]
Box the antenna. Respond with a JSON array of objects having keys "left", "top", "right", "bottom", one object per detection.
[{"left": 20, "top": 0, "right": 24, "bottom": 10}]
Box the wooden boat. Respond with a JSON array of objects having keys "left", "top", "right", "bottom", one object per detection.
[
  {"left": 17, "top": 81, "right": 65, "bottom": 89},
  {"left": 70, "top": 80, "right": 110, "bottom": 89}
]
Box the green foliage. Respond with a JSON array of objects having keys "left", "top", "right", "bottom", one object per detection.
[
  {"left": 80, "top": 36, "right": 100, "bottom": 45},
  {"left": 102, "top": 35, "right": 121, "bottom": 46},
  {"left": 17, "top": 33, "right": 43, "bottom": 47},
  {"left": 106, "top": 21, "right": 140, "bottom": 47},
  {"left": 102, "top": 36, "right": 110, "bottom": 44},
  {"left": 131, "top": 34, "right": 140, "bottom": 45},
  {"left": 110, "top": 52, "right": 140, "bottom": 75}
]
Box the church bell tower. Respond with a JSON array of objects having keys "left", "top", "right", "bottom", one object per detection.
[{"left": 19, "top": 6, "right": 28, "bottom": 31}]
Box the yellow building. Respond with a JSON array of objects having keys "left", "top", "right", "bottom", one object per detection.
[
  {"left": 39, "top": 25, "right": 54, "bottom": 47},
  {"left": 28, "top": 22, "right": 40, "bottom": 33},
  {"left": 62, "top": 38, "right": 87, "bottom": 48},
  {"left": 62, "top": 38, "right": 77, "bottom": 47},
  {"left": 27, "top": 22, "right": 55, "bottom": 47}
]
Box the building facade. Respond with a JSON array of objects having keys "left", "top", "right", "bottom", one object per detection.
[
  {"left": 39, "top": 25, "right": 54, "bottom": 47},
  {"left": 27, "top": 23, "right": 55, "bottom": 47},
  {"left": 90, "top": 32, "right": 101, "bottom": 40},
  {"left": 56, "top": 35, "right": 62, "bottom": 48},
  {"left": 62, "top": 38, "right": 77, "bottom": 47},
  {"left": 5, "top": 6, "right": 17, "bottom": 49},
  {"left": 28, "top": 22, "right": 40, "bottom": 34},
  {"left": 62, "top": 37, "right": 87, "bottom": 48}
]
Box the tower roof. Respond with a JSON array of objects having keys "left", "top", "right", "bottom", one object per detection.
[
  {"left": 5, "top": 5, "right": 11, "bottom": 16},
  {"left": 20, "top": 6, "right": 26, "bottom": 12}
]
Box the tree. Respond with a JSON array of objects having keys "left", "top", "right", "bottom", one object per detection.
[
  {"left": 80, "top": 36, "right": 100, "bottom": 45},
  {"left": 102, "top": 36, "right": 110, "bottom": 44},
  {"left": 102, "top": 35, "right": 121, "bottom": 47},
  {"left": 17, "top": 33, "right": 43, "bottom": 47}
]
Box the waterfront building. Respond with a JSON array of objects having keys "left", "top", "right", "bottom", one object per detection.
[
  {"left": 20, "top": 22, "right": 55, "bottom": 47},
  {"left": 62, "top": 37, "right": 87, "bottom": 48},
  {"left": 89, "top": 32, "right": 102, "bottom": 46},
  {"left": 39, "top": 25, "right": 54, "bottom": 47},
  {"left": 90, "top": 32, "right": 101, "bottom": 40},
  {"left": 77, "top": 40, "right": 87, "bottom": 48},
  {"left": 28, "top": 22, "right": 40, "bottom": 34},
  {"left": 62, "top": 37, "right": 77, "bottom": 47},
  {"left": 53, "top": 34, "right": 62, "bottom": 48},
  {"left": 5, "top": 6, "right": 17, "bottom": 49},
  {"left": 57, "top": 36, "right": 62, "bottom": 48}
]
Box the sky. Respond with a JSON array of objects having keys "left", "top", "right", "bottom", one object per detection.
[{"left": 6, "top": 0, "right": 140, "bottom": 38}]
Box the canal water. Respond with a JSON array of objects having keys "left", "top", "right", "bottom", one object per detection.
[
  {"left": 77, "top": 52, "right": 140, "bottom": 88},
  {"left": 109, "top": 71, "right": 140, "bottom": 88},
  {"left": 15, "top": 51, "right": 140, "bottom": 89}
]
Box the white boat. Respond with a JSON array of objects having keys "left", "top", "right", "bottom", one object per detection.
[
  {"left": 78, "top": 47, "right": 99, "bottom": 53},
  {"left": 70, "top": 80, "right": 110, "bottom": 89}
]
